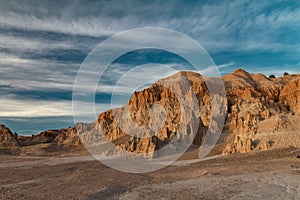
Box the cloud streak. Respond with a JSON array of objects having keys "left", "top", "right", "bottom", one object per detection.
[
  {"left": 0, "top": 0, "right": 299, "bottom": 52},
  {"left": 0, "top": 0, "right": 299, "bottom": 133},
  {"left": 0, "top": 96, "right": 122, "bottom": 118}
]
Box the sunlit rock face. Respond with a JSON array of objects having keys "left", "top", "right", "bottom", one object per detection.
[
  {"left": 97, "top": 71, "right": 216, "bottom": 155},
  {"left": 280, "top": 78, "right": 300, "bottom": 115},
  {"left": 223, "top": 70, "right": 300, "bottom": 154},
  {"left": 1, "top": 69, "right": 300, "bottom": 156},
  {"left": 97, "top": 69, "right": 300, "bottom": 155}
]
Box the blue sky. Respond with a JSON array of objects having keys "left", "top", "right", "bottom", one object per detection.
[{"left": 0, "top": 0, "right": 299, "bottom": 135}]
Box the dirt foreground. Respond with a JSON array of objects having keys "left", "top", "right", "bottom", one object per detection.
[{"left": 1, "top": 147, "right": 300, "bottom": 200}]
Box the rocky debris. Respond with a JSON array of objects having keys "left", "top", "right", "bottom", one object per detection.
[
  {"left": 223, "top": 135, "right": 274, "bottom": 155},
  {"left": 256, "top": 139, "right": 273, "bottom": 150},
  {"left": 223, "top": 135, "right": 254, "bottom": 155},
  {"left": 0, "top": 125, "right": 19, "bottom": 147},
  {"left": 256, "top": 114, "right": 300, "bottom": 134},
  {"left": 257, "top": 115, "right": 287, "bottom": 133}
]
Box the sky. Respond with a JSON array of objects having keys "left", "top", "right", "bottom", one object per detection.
[{"left": 0, "top": 0, "right": 299, "bottom": 135}]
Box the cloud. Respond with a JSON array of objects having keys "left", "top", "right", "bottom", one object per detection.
[
  {"left": 0, "top": 0, "right": 300, "bottom": 126},
  {"left": 0, "top": 53, "right": 77, "bottom": 91},
  {"left": 102, "top": 63, "right": 181, "bottom": 94},
  {"left": 0, "top": 97, "right": 73, "bottom": 117},
  {"left": 198, "top": 62, "right": 235, "bottom": 76},
  {"left": 0, "top": 96, "right": 122, "bottom": 118},
  {"left": 1, "top": 0, "right": 298, "bottom": 74},
  {"left": 0, "top": 33, "right": 74, "bottom": 52},
  {"left": 1, "top": 1, "right": 299, "bottom": 54}
]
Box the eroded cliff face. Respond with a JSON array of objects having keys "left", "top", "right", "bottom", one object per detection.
[
  {"left": 1, "top": 69, "right": 299, "bottom": 156},
  {"left": 225, "top": 69, "right": 281, "bottom": 135},
  {"left": 97, "top": 72, "right": 217, "bottom": 155},
  {"left": 279, "top": 78, "right": 300, "bottom": 114},
  {"left": 223, "top": 70, "right": 300, "bottom": 154},
  {"left": 97, "top": 69, "right": 300, "bottom": 156}
]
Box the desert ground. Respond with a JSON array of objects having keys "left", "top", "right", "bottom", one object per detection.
[
  {"left": 1, "top": 146, "right": 299, "bottom": 200},
  {"left": 1, "top": 70, "right": 300, "bottom": 199}
]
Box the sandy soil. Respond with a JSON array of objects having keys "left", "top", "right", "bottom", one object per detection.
[{"left": 0, "top": 147, "right": 300, "bottom": 200}]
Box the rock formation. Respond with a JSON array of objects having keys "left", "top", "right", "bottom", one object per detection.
[
  {"left": 4, "top": 127, "right": 82, "bottom": 150},
  {"left": 222, "top": 135, "right": 254, "bottom": 155},
  {"left": 96, "top": 71, "right": 217, "bottom": 156},
  {"left": 96, "top": 68, "right": 300, "bottom": 155},
  {"left": 223, "top": 70, "right": 300, "bottom": 154},
  {"left": 0, "top": 125, "right": 19, "bottom": 147},
  {"left": 1, "top": 69, "right": 299, "bottom": 156},
  {"left": 279, "top": 78, "right": 300, "bottom": 114}
]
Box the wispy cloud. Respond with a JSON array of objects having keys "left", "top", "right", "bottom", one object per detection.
[
  {"left": 0, "top": 0, "right": 298, "bottom": 53},
  {"left": 0, "top": 97, "right": 73, "bottom": 117},
  {"left": 0, "top": 96, "right": 121, "bottom": 118},
  {"left": 0, "top": 53, "right": 78, "bottom": 91},
  {"left": 0, "top": 33, "right": 74, "bottom": 51},
  {"left": 0, "top": 0, "right": 299, "bottom": 132}
]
